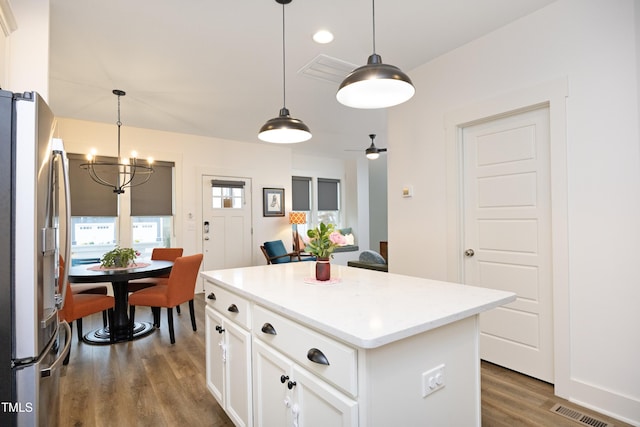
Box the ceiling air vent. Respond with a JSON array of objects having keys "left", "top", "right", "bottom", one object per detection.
[
  {"left": 550, "top": 403, "right": 613, "bottom": 427},
  {"left": 298, "top": 54, "right": 357, "bottom": 84}
]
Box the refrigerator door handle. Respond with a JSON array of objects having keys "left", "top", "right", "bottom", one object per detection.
[
  {"left": 52, "top": 139, "right": 71, "bottom": 310},
  {"left": 41, "top": 321, "right": 71, "bottom": 378}
]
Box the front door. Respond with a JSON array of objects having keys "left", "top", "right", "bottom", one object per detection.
[
  {"left": 202, "top": 175, "right": 253, "bottom": 273},
  {"left": 462, "top": 106, "right": 554, "bottom": 382}
]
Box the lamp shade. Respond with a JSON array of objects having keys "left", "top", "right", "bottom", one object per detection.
[
  {"left": 259, "top": 108, "right": 312, "bottom": 144},
  {"left": 289, "top": 211, "right": 307, "bottom": 224},
  {"left": 337, "top": 54, "right": 415, "bottom": 109}
]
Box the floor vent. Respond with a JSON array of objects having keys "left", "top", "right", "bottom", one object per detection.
[
  {"left": 550, "top": 403, "right": 613, "bottom": 427},
  {"left": 298, "top": 54, "right": 357, "bottom": 84}
]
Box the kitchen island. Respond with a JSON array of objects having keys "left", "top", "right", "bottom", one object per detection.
[{"left": 201, "top": 263, "right": 515, "bottom": 427}]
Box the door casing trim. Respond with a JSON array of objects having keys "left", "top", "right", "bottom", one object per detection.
[{"left": 444, "top": 77, "right": 569, "bottom": 395}]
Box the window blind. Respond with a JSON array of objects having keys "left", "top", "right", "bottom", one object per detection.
[
  {"left": 130, "top": 160, "right": 175, "bottom": 216},
  {"left": 68, "top": 153, "right": 118, "bottom": 216},
  {"left": 317, "top": 178, "right": 340, "bottom": 211},
  {"left": 211, "top": 179, "right": 245, "bottom": 188},
  {"left": 292, "top": 176, "right": 311, "bottom": 211}
]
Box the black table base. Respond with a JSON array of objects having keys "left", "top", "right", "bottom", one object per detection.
[
  {"left": 68, "top": 261, "right": 173, "bottom": 345},
  {"left": 83, "top": 321, "right": 155, "bottom": 344},
  {"left": 83, "top": 279, "right": 154, "bottom": 344}
]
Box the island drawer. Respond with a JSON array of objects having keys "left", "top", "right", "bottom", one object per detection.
[
  {"left": 253, "top": 304, "right": 357, "bottom": 397},
  {"left": 204, "top": 280, "right": 251, "bottom": 330}
]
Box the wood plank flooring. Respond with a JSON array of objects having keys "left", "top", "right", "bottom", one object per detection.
[{"left": 59, "top": 296, "right": 632, "bottom": 427}]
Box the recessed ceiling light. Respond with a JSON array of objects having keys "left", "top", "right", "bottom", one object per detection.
[{"left": 313, "top": 30, "right": 334, "bottom": 44}]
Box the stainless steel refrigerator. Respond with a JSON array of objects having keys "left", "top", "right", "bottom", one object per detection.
[{"left": 0, "top": 90, "right": 72, "bottom": 426}]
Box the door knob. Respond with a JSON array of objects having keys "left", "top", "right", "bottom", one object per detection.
[{"left": 464, "top": 249, "right": 475, "bottom": 257}]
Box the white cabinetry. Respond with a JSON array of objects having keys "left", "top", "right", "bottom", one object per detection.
[
  {"left": 253, "top": 328, "right": 358, "bottom": 427},
  {"left": 205, "top": 298, "right": 252, "bottom": 427},
  {"left": 202, "top": 264, "right": 515, "bottom": 427}
]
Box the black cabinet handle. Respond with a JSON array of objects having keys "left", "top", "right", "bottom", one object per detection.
[
  {"left": 227, "top": 304, "right": 239, "bottom": 313},
  {"left": 287, "top": 380, "right": 297, "bottom": 390},
  {"left": 307, "top": 348, "right": 330, "bottom": 365},
  {"left": 261, "top": 323, "right": 277, "bottom": 335},
  {"left": 207, "top": 292, "right": 216, "bottom": 300},
  {"left": 215, "top": 325, "right": 225, "bottom": 334},
  {"left": 280, "top": 375, "right": 289, "bottom": 384}
]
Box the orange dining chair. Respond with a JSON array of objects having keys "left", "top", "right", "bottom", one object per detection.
[
  {"left": 58, "top": 263, "right": 115, "bottom": 364},
  {"left": 128, "top": 253, "right": 203, "bottom": 344},
  {"left": 60, "top": 256, "right": 110, "bottom": 326},
  {"left": 127, "top": 247, "right": 184, "bottom": 293}
]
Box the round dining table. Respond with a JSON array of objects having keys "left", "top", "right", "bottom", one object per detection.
[{"left": 68, "top": 260, "right": 173, "bottom": 344}]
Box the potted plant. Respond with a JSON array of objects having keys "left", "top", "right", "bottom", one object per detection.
[
  {"left": 100, "top": 246, "right": 140, "bottom": 268},
  {"left": 304, "top": 222, "right": 346, "bottom": 281}
]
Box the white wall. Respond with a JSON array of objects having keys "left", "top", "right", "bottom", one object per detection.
[
  {"left": 388, "top": 0, "right": 640, "bottom": 424},
  {"left": 57, "top": 117, "right": 296, "bottom": 268},
  {"left": 2, "top": 0, "right": 48, "bottom": 98}
]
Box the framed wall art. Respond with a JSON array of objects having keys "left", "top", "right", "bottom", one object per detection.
[{"left": 263, "top": 187, "right": 284, "bottom": 217}]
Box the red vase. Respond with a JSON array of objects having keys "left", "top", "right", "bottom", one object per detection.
[{"left": 315, "top": 258, "right": 331, "bottom": 281}]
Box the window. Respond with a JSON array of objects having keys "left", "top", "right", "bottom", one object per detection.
[
  {"left": 292, "top": 176, "right": 311, "bottom": 212},
  {"left": 130, "top": 161, "right": 175, "bottom": 256},
  {"left": 211, "top": 179, "right": 245, "bottom": 209},
  {"left": 317, "top": 178, "right": 340, "bottom": 225},
  {"left": 68, "top": 153, "right": 119, "bottom": 264},
  {"left": 292, "top": 176, "right": 312, "bottom": 237},
  {"left": 67, "top": 153, "right": 175, "bottom": 263},
  {"left": 131, "top": 216, "right": 173, "bottom": 257},
  {"left": 70, "top": 216, "right": 118, "bottom": 264}
]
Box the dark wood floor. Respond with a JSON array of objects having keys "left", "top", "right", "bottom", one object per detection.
[{"left": 59, "top": 296, "right": 631, "bottom": 427}]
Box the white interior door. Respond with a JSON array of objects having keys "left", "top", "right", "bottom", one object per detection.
[
  {"left": 462, "top": 106, "right": 554, "bottom": 383},
  {"left": 202, "top": 175, "right": 252, "bottom": 272}
]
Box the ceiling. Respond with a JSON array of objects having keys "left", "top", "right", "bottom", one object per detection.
[{"left": 49, "top": 0, "right": 556, "bottom": 159}]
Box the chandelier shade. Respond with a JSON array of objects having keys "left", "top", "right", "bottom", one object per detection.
[
  {"left": 337, "top": 0, "right": 415, "bottom": 109},
  {"left": 80, "top": 89, "right": 153, "bottom": 194},
  {"left": 258, "top": 0, "right": 311, "bottom": 144}
]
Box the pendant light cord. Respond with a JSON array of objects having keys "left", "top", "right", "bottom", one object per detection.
[
  {"left": 116, "top": 92, "right": 122, "bottom": 160},
  {"left": 281, "top": 2, "right": 287, "bottom": 109},
  {"left": 371, "top": 0, "right": 376, "bottom": 54}
]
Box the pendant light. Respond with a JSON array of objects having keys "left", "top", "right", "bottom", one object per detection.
[
  {"left": 337, "top": 0, "right": 415, "bottom": 109},
  {"left": 365, "top": 134, "right": 387, "bottom": 159},
  {"left": 259, "top": 0, "right": 312, "bottom": 143}
]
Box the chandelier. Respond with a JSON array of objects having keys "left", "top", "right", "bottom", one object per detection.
[{"left": 81, "top": 89, "right": 153, "bottom": 194}]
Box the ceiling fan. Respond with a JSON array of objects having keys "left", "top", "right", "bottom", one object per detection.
[
  {"left": 364, "top": 134, "right": 387, "bottom": 159},
  {"left": 345, "top": 134, "right": 387, "bottom": 159}
]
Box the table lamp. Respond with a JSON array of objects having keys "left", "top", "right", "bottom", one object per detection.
[{"left": 289, "top": 212, "right": 307, "bottom": 253}]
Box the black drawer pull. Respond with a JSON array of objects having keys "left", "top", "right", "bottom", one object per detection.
[
  {"left": 215, "top": 325, "right": 225, "bottom": 334},
  {"left": 307, "top": 348, "right": 330, "bottom": 366},
  {"left": 261, "top": 323, "right": 277, "bottom": 335},
  {"left": 287, "top": 380, "right": 297, "bottom": 390},
  {"left": 207, "top": 292, "right": 216, "bottom": 300},
  {"left": 227, "top": 304, "right": 239, "bottom": 313},
  {"left": 280, "top": 375, "right": 289, "bottom": 384}
]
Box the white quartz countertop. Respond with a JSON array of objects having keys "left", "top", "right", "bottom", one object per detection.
[{"left": 201, "top": 263, "right": 516, "bottom": 349}]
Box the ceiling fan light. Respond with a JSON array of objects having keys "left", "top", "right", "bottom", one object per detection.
[
  {"left": 259, "top": 108, "right": 312, "bottom": 143},
  {"left": 366, "top": 151, "right": 380, "bottom": 160},
  {"left": 337, "top": 55, "right": 415, "bottom": 109}
]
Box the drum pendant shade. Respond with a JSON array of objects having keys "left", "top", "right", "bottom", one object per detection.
[{"left": 258, "top": 0, "right": 311, "bottom": 143}]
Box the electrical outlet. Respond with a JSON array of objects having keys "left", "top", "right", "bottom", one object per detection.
[{"left": 421, "top": 364, "right": 445, "bottom": 398}]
